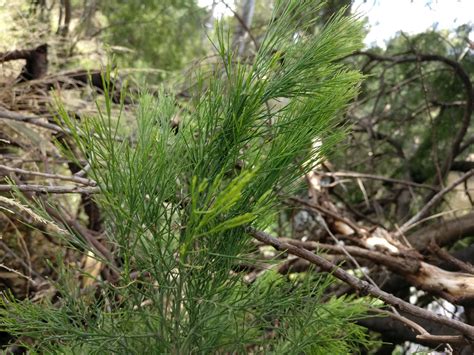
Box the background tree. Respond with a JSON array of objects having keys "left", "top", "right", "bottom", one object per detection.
[{"left": 98, "top": 0, "right": 208, "bottom": 80}]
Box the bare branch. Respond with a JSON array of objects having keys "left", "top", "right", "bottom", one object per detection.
[
  {"left": 288, "top": 196, "right": 364, "bottom": 235},
  {"left": 0, "top": 108, "right": 71, "bottom": 134},
  {"left": 0, "top": 184, "right": 99, "bottom": 194},
  {"left": 369, "top": 308, "right": 466, "bottom": 345},
  {"left": 399, "top": 169, "right": 474, "bottom": 233},
  {"left": 246, "top": 227, "right": 474, "bottom": 339},
  {"left": 322, "top": 171, "right": 436, "bottom": 190},
  {"left": 0, "top": 164, "right": 96, "bottom": 186},
  {"left": 429, "top": 242, "right": 474, "bottom": 274},
  {"left": 352, "top": 51, "right": 473, "bottom": 177}
]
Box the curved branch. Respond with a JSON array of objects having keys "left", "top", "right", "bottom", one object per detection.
[
  {"left": 353, "top": 51, "right": 473, "bottom": 178},
  {"left": 358, "top": 313, "right": 466, "bottom": 347},
  {"left": 247, "top": 227, "right": 474, "bottom": 339}
]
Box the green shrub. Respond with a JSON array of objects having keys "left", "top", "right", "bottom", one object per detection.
[{"left": 1, "top": 1, "right": 374, "bottom": 353}]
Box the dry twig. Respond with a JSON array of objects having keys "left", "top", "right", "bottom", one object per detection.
[{"left": 246, "top": 227, "right": 474, "bottom": 340}]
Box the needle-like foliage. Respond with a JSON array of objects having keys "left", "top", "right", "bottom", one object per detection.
[{"left": 0, "top": 1, "right": 375, "bottom": 353}]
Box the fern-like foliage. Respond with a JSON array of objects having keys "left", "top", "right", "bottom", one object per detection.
[{"left": 0, "top": 1, "right": 375, "bottom": 353}]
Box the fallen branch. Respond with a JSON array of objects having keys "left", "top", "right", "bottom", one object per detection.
[
  {"left": 288, "top": 196, "right": 363, "bottom": 235},
  {"left": 0, "top": 108, "right": 72, "bottom": 134},
  {"left": 370, "top": 308, "right": 465, "bottom": 345},
  {"left": 246, "top": 227, "right": 474, "bottom": 340},
  {"left": 0, "top": 164, "right": 96, "bottom": 186},
  {"left": 0, "top": 184, "right": 100, "bottom": 194},
  {"left": 408, "top": 212, "right": 474, "bottom": 251},
  {"left": 0, "top": 108, "right": 128, "bottom": 143},
  {"left": 429, "top": 242, "right": 474, "bottom": 275}
]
